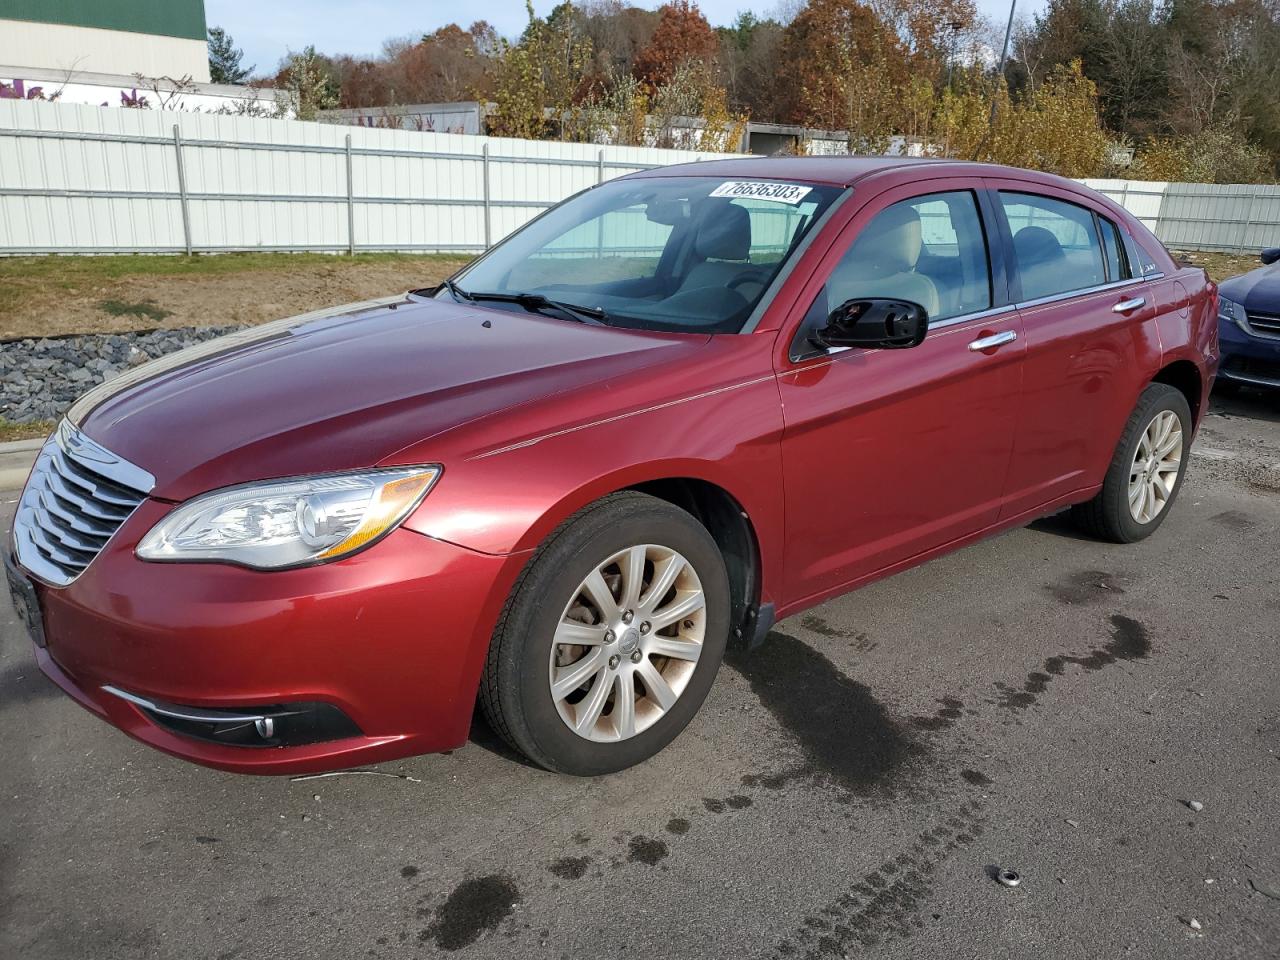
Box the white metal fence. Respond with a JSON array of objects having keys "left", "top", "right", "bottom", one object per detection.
[
  {"left": 1081, "top": 179, "right": 1280, "bottom": 253},
  {"left": 0, "top": 100, "right": 731, "bottom": 256},
  {"left": 2, "top": 100, "right": 1278, "bottom": 257}
]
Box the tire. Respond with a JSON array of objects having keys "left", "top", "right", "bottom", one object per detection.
[
  {"left": 479, "top": 491, "right": 730, "bottom": 775},
  {"left": 1071, "top": 383, "right": 1193, "bottom": 543}
]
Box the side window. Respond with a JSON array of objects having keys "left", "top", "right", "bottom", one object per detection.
[
  {"left": 1000, "top": 192, "right": 1105, "bottom": 300},
  {"left": 824, "top": 191, "right": 991, "bottom": 322},
  {"left": 1099, "top": 216, "right": 1129, "bottom": 282}
]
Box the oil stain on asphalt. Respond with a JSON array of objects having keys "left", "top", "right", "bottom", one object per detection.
[
  {"left": 422, "top": 874, "right": 521, "bottom": 951},
  {"left": 547, "top": 856, "right": 591, "bottom": 880},
  {"left": 626, "top": 835, "right": 669, "bottom": 866},
  {"left": 1045, "top": 569, "right": 1127, "bottom": 605},
  {"left": 728, "top": 631, "right": 925, "bottom": 798},
  {"left": 994, "top": 614, "right": 1152, "bottom": 712}
]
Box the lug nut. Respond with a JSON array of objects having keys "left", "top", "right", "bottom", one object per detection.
[
  {"left": 604, "top": 629, "right": 616, "bottom": 644},
  {"left": 608, "top": 654, "right": 620, "bottom": 669},
  {"left": 622, "top": 610, "right": 634, "bottom": 624},
  {"left": 639, "top": 621, "right": 651, "bottom": 634},
  {"left": 630, "top": 650, "right": 643, "bottom": 663}
]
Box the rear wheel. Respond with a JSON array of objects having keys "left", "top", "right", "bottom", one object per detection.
[
  {"left": 479, "top": 491, "right": 730, "bottom": 775},
  {"left": 1071, "top": 382, "right": 1192, "bottom": 543}
]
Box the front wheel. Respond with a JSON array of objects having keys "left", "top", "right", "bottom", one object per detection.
[
  {"left": 1071, "top": 382, "right": 1192, "bottom": 543},
  {"left": 479, "top": 491, "right": 730, "bottom": 775}
]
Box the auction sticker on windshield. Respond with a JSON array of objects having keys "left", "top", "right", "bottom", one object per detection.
[{"left": 709, "top": 181, "right": 813, "bottom": 205}]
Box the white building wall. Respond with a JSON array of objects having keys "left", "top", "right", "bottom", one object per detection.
[{"left": 0, "top": 19, "right": 211, "bottom": 82}]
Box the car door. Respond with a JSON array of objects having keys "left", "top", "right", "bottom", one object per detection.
[
  {"left": 986, "top": 181, "right": 1165, "bottom": 517},
  {"left": 776, "top": 181, "right": 1024, "bottom": 605}
]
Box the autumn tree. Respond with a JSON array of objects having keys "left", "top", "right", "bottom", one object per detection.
[
  {"left": 716, "top": 12, "right": 785, "bottom": 118},
  {"left": 933, "top": 60, "right": 1108, "bottom": 177},
  {"left": 487, "top": 2, "right": 593, "bottom": 139},
  {"left": 275, "top": 47, "right": 340, "bottom": 120},
  {"left": 632, "top": 1, "right": 719, "bottom": 92},
  {"left": 779, "top": 0, "right": 908, "bottom": 148}
]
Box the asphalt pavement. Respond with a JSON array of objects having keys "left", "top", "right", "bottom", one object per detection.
[{"left": 2, "top": 392, "right": 1278, "bottom": 960}]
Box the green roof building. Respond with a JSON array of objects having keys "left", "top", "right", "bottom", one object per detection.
[{"left": 0, "top": 1, "right": 210, "bottom": 83}]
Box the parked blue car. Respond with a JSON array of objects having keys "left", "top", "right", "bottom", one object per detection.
[{"left": 1217, "top": 247, "right": 1280, "bottom": 390}]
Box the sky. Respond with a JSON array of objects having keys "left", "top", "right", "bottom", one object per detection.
[{"left": 203, "top": 0, "right": 1044, "bottom": 77}]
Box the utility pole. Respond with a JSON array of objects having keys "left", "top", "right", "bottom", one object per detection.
[
  {"left": 988, "top": 0, "right": 1017, "bottom": 131},
  {"left": 946, "top": 20, "right": 963, "bottom": 89}
]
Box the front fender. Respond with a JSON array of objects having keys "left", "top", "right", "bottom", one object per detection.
[{"left": 398, "top": 371, "right": 787, "bottom": 603}]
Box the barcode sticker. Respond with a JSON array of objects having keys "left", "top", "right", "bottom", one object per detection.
[{"left": 708, "top": 181, "right": 813, "bottom": 205}]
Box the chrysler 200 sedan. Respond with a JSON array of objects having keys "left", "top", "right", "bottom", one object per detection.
[{"left": 6, "top": 158, "right": 1218, "bottom": 777}]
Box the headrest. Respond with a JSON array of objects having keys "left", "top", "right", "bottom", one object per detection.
[
  {"left": 695, "top": 203, "right": 751, "bottom": 261},
  {"left": 1013, "top": 226, "right": 1065, "bottom": 265},
  {"left": 855, "top": 203, "right": 923, "bottom": 273}
]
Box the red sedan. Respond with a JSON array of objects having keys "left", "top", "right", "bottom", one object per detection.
[{"left": 6, "top": 157, "right": 1218, "bottom": 776}]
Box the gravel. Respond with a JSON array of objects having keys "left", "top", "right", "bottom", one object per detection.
[{"left": 0, "top": 326, "right": 241, "bottom": 423}]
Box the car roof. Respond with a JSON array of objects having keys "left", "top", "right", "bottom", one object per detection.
[{"left": 625, "top": 155, "right": 1070, "bottom": 189}]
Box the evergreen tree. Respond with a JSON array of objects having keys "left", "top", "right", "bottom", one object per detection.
[{"left": 208, "top": 27, "right": 254, "bottom": 85}]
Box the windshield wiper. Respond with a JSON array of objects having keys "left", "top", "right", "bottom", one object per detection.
[
  {"left": 439, "top": 278, "right": 473, "bottom": 302},
  {"left": 461, "top": 290, "right": 610, "bottom": 326}
]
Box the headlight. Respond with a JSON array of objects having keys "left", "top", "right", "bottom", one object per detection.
[
  {"left": 1218, "top": 297, "right": 1246, "bottom": 326},
  {"left": 136, "top": 466, "right": 440, "bottom": 569}
]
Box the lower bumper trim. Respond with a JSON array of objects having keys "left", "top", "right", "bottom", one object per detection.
[{"left": 101, "top": 685, "right": 362, "bottom": 748}]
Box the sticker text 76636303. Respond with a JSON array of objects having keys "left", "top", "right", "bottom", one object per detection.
[{"left": 708, "top": 181, "right": 814, "bottom": 205}]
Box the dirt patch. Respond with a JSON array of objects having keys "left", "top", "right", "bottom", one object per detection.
[
  {"left": 1171, "top": 249, "right": 1262, "bottom": 282},
  {"left": 0, "top": 255, "right": 470, "bottom": 340}
]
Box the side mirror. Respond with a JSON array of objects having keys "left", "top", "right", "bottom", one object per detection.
[
  {"left": 815, "top": 298, "right": 928, "bottom": 350},
  {"left": 1261, "top": 247, "right": 1280, "bottom": 266}
]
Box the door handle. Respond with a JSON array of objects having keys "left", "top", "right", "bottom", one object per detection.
[
  {"left": 967, "top": 330, "right": 1017, "bottom": 352},
  {"left": 1113, "top": 296, "right": 1146, "bottom": 313}
]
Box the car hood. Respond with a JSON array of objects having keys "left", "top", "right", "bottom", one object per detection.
[
  {"left": 1218, "top": 263, "right": 1280, "bottom": 311},
  {"left": 72, "top": 295, "right": 706, "bottom": 500}
]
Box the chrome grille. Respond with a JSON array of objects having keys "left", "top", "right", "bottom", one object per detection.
[
  {"left": 1246, "top": 311, "right": 1280, "bottom": 336},
  {"left": 12, "top": 420, "right": 154, "bottom": 586}
]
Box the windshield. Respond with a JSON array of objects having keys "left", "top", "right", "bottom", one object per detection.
[{"left": 445, "top": 176, "right": 843, "bottom": 334}]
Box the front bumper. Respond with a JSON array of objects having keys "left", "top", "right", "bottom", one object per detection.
[
  {"left": 1218, "top": 316, "right": 1280, "bottom": 387},
  {"left": 15, "top": 497, "right": 524, "bottom": 774}
]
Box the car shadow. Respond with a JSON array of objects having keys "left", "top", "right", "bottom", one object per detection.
[
  {"left": 1210, "top": 386, "right": 1280, "bottom": 423},
  {"left": 467, "top": 708, "right": 542, "bottom": 769},
  {"left": 1026, "top": 510, "right": 1100, "bottom": 543}
]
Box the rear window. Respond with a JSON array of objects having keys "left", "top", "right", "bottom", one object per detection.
[{"left": 1000, "top": 192, "right": 1105, "bottom": 300}]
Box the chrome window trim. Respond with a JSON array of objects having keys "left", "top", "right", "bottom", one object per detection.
[
  {"left": 796, "top": 304, "right": 1017, "bottom": 361},
  {"left": 796, "top": 273, "right": 1152, "bottom": 362},
  {"left": 1013, "top": 276, "right": 1146, "bottom": 312},
  {"left": 929, "top": 304, "right": 1015, "bottom": 331}
]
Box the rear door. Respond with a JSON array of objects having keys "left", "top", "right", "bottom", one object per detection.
[
  {"left": 776, "top": 180, "right": 1024, "bottom": 604},
  {"left": 987, "top": 182, "right": 1164, "bottom": 517}
]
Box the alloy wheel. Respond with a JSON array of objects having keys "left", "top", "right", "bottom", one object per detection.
[
  {"left": 1128, "top": 409, "right": 1183, "bottom": 524},
  {"left": 548, "top": 544, "right": 705, "bottom": 742}
]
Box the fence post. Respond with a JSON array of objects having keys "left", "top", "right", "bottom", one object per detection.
[
  {"left": 1239, "top": 191, "right": 1258, "bottom": 253},
  {"left": 345, "top": 134, "right": 356, "bottom": 256},
  {"left": 482, "top": 143, "right": 492, "bottom": 249},
  {"left": 1119, "top": 181, "right": 1129, "bottom": 213},
  {"left": 171, "top": 124, "right": 192, "bottom": 256},
  {"left": 597, "top": 149, "right": 605, "bottom": 185}
]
